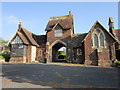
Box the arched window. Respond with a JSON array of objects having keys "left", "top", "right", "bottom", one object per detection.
[
  {"left": 94, "top": 34, "right": 99, "bottom": 48},
  {"left": 100, "top": 33, "right": 104, "bottom": 47}
]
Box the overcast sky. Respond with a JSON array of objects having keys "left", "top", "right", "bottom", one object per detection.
[{"left": 1, "top": 2, "right": 118, "bottom": 40}]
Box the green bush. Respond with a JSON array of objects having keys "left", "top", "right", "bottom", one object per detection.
[
  {"left": 115, "top": 59, "right": 120, "bottom": 65},
  {"left": 2, "top": 51, "right": 10, "bottom": 62}
]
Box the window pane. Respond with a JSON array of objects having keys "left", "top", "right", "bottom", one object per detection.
[
  {"left": 100, "top": 33, "right": 104, "bottom": 47},
  {"left": 94, "top": 34, "right": 98, "bottom": 48},
  {"left": 19, "top": 44, "right": 23, "bottom": 48},
  {"left": 55, "top": 29, "right": 62, "bottom": 37}
]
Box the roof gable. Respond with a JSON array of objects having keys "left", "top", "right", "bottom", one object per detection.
[
  {"left": 83, "top": 21, "right": 117, "bottom": 42},
  {"left": 45, "top": 13, "right": 73, "bottom": 31},
  {"left": 9, "top": 31, "right": 29, "bottom": 45},
  {"left": 9, "top": 26, "right": 46, "bottom": 47},
  {"left": 19, "top": 27, "right": 39, "bottom": 46}
]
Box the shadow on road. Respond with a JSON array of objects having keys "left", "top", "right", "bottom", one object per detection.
[{"left": 2, "top": 63, "right": 119, "bottom": 88}]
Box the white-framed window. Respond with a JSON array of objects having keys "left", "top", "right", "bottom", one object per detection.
[{"left": 55, "top": 29, "right": 62, "bottom": 37}]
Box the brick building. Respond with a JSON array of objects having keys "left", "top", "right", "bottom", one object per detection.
[{"left": 9, "top": 11, "right": 120, "bottom": 67}]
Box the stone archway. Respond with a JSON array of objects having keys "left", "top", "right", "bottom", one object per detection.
[{"left": 50, "top": 40, "right": 67, "bottom": 62}]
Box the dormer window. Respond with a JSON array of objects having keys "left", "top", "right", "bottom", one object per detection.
[{"left": 55, "top": 29, "right": 62, "bottom": 37}]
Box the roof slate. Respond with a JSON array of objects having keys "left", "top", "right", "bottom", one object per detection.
[
  {"left": 20, "top": 27, "right": 39, "bottom": 46},
  {"left": 45, "top": 15, "right": 73, "bottom": 31},
  {"left": 9, "top": 27, "right": 46, "bottom": 47},
  {"left": 17, "top": 31, "right": 29, "bottom": 45},
  {"left": 72, "top": 33, "right": 87, "bottom": 47}
]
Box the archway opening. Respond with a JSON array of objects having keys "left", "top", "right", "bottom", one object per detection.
[{"left": 52, "top": 42, "right": 67, "bottom": 62}]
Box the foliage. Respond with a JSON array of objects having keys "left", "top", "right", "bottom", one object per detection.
[
  {"left": 115, "top": 59, "right": 120, "bottom": 65},
  {"left": 0, "top": 37, "right": 9, "bottom": 47},
  {"left": 58, "top": 51, "right": 66, "bottom": 56},
  {"left": 2, "top": 51, "right": 10, "bottom": 62},
  {"left": 58, "top": 51, "right": 66, "bottom": 60},
  {"left": 0, "top": 56, "right": 5, "bottom": 59}
]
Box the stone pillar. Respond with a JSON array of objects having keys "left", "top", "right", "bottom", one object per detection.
[{"left": 46, "top": 42, "right": 50, "bottom": 63}]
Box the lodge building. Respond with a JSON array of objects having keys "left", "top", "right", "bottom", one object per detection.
[{"left": 9, "top": 11, "right": 120, "bottom": 67}]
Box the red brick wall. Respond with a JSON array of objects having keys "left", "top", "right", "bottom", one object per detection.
[
  {"left": 26, "top": 46, "right": 32, "bottom": 62},
  {"left": 36, "top": 47, "right": 46, "bottom": 62},
  {"left": 46, "top": 25, "right": 74, "bottom": 62},
  {"left": 10, "top": 56, "right": 26, "bottom": 63},
  {"left": 84, "top": 24, "right": 115, "bottom": 67},
  {"left": 47, "top": 25, "right": 73, "bottom": 44}
]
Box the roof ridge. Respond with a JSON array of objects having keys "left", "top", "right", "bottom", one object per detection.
[
  {"left": 21, "top": 27, "right": 39, "bottom": 46},
  {"left": 49, "top": 15, "right": 69, "bottom": 21}
]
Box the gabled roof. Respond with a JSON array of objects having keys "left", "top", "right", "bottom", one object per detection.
[
  {"left": 17, "top": 31, "right": 29, "bottom": 44},
  {"left": 82, "top": 21, "right": 117, "bottom": 42},
  {"left": 9, "top": 26, "right": 46, "bottom": 47},
  {"left": 9, "top": 31, "right": 29, "bottom": 45},
  {"left": 20, "top": 27, "right": 39, "bottom": 46},
  {"left": 72, "top": 33, "right": 87, "bottom": 47},
  {"left": 45, "top": 12, "right": 73, "bottom": 31}
]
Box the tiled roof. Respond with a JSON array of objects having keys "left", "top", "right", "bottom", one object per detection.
[
  {"left": 45, "top": 14, "right": 73, "bottom": 31},
  {"left": 72, "top": 33, "right": 88, "bottom": 47},
  {"left": 32, "top": 34, "right": 46, "bottom": 46},
  {"left": 20, "top": 27, "right": 46, "bottom": 47},
  {"left": 9, "top": 26, "right": 46, "bottom": 47},
  {"left": 17, "top": 31, "right": 29, "bottom": 45},
  {"left": 115, "top": 29, "right": 120, "bottom": 41},
  {"left": 20, "top": 27, "right": 39, "bottom": 46}
]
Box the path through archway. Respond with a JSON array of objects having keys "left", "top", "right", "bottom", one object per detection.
[{"left": 52, "top": 42, "right": 67, "bottom": 62}]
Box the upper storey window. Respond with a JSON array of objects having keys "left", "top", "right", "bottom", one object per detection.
[{"left": 55, "top": 29, "right": 62, "bottom": 37}]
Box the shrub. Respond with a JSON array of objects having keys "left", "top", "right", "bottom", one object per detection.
[
  {"left": 115, "top": 59, "right": 120, "bottom": 64},
  {"left": 114, "top": 59, "right": 120, "bottom": 67},
  {"left": 2, "top": 51, "right": 10, "bottom": 62}
]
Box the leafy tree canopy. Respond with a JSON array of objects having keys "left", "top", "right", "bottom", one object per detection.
[{"left": 0, "top": 37, "right": 9, "bottom": 47}]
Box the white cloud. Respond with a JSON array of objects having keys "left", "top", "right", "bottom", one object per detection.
[{"left": 7, "top": 16, "right": 19, "bottom": 24}]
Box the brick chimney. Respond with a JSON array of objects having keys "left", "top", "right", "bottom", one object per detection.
[
  {"left": 69, "top": 11, "right": 74, "bottom": 34},
  {"left": 18, "top": 22, "right": 22, "bottom": 30},
  {"left": 69, "top": 11, "right": 72, "bottom": 16},
  {"left": 108, "top": 17, "right": 116, "bottom": 36}
]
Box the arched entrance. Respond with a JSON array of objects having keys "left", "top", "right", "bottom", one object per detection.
[{"left": 51, "top": 40, "right": 67, "bottom": 62}]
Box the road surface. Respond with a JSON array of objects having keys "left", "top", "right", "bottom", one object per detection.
[{"left": 1, "top": 63, "right": 119, "bottom": 88}]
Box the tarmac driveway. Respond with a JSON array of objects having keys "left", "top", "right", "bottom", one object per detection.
[{"left": 1, "top": 63, "right": 119, "bottom": 88}]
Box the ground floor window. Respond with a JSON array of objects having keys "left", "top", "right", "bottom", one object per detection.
[{"left": 77, "top": 48, "right": 82, "bottom": 55}]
